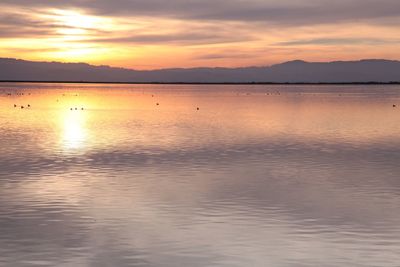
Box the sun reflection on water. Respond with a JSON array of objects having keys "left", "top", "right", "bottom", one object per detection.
[{"left": 62, "top": 109, "right": 87, "bottom": 150}]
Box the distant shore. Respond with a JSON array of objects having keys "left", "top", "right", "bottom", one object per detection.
[{"left": 1, "top": 80, "right": 399, "bottom": 85}]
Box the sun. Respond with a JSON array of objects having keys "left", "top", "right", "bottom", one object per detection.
[
  {"left": 46, "top": 9, "right": 107, "bottom": 39},
  {"left": 53, "top": 10, "right": 100, "bottom": 30},
  {"left": 37, "top": 9, "right": 113, "bottom": 61}
]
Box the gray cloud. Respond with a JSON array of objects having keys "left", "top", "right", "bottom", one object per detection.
[
  {"left": 194, "top": 51, "right": 259, "bottom": 60},
  {"left": 90, "top": 32, "right": 253, "bottom": 45},
  {"left": 0, "top": 13, "right": 58, "bottom": 37},
  {"left": 0, "top": 26, "right": 53, "bottom": 38},
  {"left": 278, "top": 38, "right": 400, "bottom": 46},
  {"left": 1, "top": 0, "right": 400, "bottom": 26},
  {"left": 0, "top": 11, "right": 110, "bottom": 39}
]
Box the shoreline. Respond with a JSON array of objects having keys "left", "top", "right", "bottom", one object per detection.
[{"left": 1, "top": 80, "right": 400, "bottom": 85}]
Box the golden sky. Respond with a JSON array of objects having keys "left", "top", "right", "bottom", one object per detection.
[{"left": 0, "top": 1, "right": 399, "bottom": 69}]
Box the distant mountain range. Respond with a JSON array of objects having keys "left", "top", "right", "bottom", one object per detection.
[{"left": 0, "top": 58, "right": 399, "bottom": 83}]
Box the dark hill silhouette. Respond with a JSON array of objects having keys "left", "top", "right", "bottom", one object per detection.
[{"left": 0, "top": 58, "right": 399, "bottom": 83}]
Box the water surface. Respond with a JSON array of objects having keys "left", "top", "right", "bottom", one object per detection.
[{"left": 1, "top": 83, "right": 400, "bottom": 266}]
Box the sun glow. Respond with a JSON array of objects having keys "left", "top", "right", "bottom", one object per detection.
[
  {"left": 53, "top": 10, "right": 101, "bottom": 30},
  {"left": 37, "top": 9, "right": 114, "bottom": 61}
]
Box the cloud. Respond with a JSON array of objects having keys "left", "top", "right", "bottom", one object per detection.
[
  {"left": 0, "top": 9, "right": 111, "bottom": 39},
  {"left": 0, "top": 12, "right": 57, "bottom": 38},
  {"left": 1, "top": 0, "right": 399, "bottom": 68},
  {"left": 1, "top": 0, "right": 400, "bottom": 26},
  {"left": 90, "top": 31, "right": 253, "bottom": 45},
  {"left": 0, "top": 26, "right": 53, "bottom": 38},
  {"left": 1, "top": 1, "right": 400, "bottom": 42},
  {"left": 278, "top": 38, "right": 400, "bottom": 46},
  {"left": 195, "top": 53, "right": 257, "bottom": 60}
]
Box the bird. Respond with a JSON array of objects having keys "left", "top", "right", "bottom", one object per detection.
[
  {"left": 156, "top": 103, "right": 159, "bottom": 106},
  {"left": 27, "top": 104, "right": 31, "bottom": 108},
  {"left": 13, "top": 104, "right": 17, "bottom": 108},
  {"left": 20, "top": 106, "right": 24, "bottom": 109},
  {"left": 394, "top": 104, "right": 397, "bottom": 108},
  {"left": 197, "top": 107, "right": 200, "bottom": 110}
]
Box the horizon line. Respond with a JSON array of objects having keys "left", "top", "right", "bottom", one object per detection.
[{"left": 1, "top": 80, "right": 400, "bottom": 85}]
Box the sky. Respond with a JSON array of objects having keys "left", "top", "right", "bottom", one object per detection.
[{"left": 0, "top": 0, "right": 399, "bottom": 69}]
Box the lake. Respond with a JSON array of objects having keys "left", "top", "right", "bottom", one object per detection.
[{"left": 1, "top": 83, "right": 400, "bottom": 267}]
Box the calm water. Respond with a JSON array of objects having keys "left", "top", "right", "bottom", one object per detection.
[{"left": 1, "top": 83, "right": 400, "bottom": 267}]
